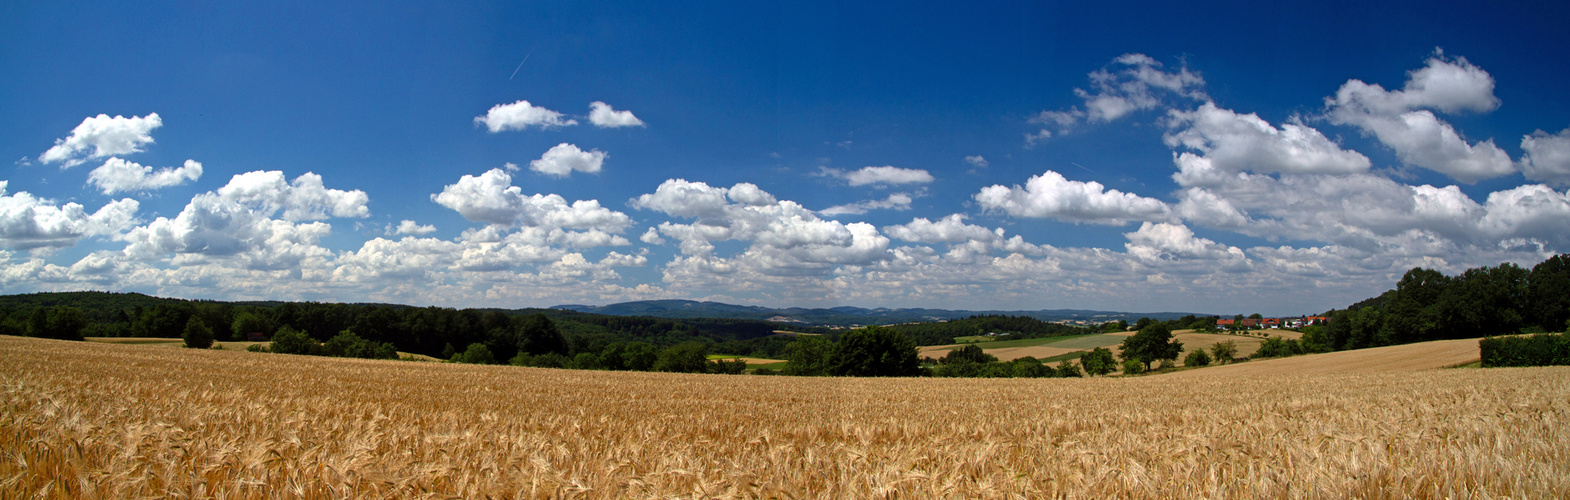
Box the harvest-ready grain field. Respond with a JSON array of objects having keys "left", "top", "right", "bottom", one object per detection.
[{"left": 3, "top": 335, "right": 1567, "bottom": 498}]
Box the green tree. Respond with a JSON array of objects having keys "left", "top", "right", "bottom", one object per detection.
[
  {"left": 1121, "top": 359, "right": 1144, "bottom": 375},
  {"left": 1009, "top": 357, "right": 1052, "bottom": 378},
  {"left": 1055, "top": 359, "right": 1083, "bottom": 378},
  {"left": 783, "top": 335, "right": 833, "bottom": 376},
  {"left": 1210, "top": 340, "right": 1237, "bottom": 364},
  {"left": 1080, "top": 347, "right": 1117, "bottom": 376},
  {"left": 182, "top": 317, "right": 214, "bottom": 349},
  {"left": 267, "top": 326, "right": 320, "bottom": 355},
  {"left": 518, "top": 314, "right": 568, "bottom": 356},
  {"left": 1184, "top": 349, "right": 1211, "bottom": 367},
  {"left": 455, "top": 343, "right": 495, "bottom": 364},
  {"left": 1119, "top": 323, "right": 1183, "bottom": 371},
  {"left": 568, "top": 352, "right": 603, "bottom": 370},
  {"left": 46, "top": 306, "right": 87, "bottom": 341},
  {"left": 942, "top": 344, "right": 997, "bottom": 365},
  {"left": 654, "top": 341, "right": 710, "bottom": 373},
  {"left": 1528, "top": 254, "right": 1570, "bottom": 332},
  {"left": 826, "top": 326, "right": 921, "bottom": 377},
  {"left": 231, "top": 311, "right": 270, "bottom": 340}
]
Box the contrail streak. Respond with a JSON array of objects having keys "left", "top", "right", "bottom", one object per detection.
[{"left": 509, "top": 46, "right": 536, "bottom": 80}]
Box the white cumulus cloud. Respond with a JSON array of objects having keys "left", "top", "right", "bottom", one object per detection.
[
  {"left": 1164, "top": 103, "right": 1371, "bottom": 175},
  {"left": 588, "top": 101, "right": 645, "bottom": 128},
  {"left": 39, "top": 113, "right": 163, "bottom": 168},
  {"left": 0, "top": 181, "right": 139, "bottom": 249},
  {"left": 87, "top": 158, "right": 203, "bottom": 194},
  {"left": 432, "top": 168, "right": 631, "bottom": 231},
  {"left": 821, "top": 166, "right": 934, "bottom": 186},
  {"left": 975, "top": 170, "right": 1172, "bottom": 225},
  {"left": 216, "top": 171, "right": 370, "bottom": 221},
  {"left": 529, "top": 143, "right": 607, "bottom": 177},
  {"left": 474, "top": 100, "right": 577, "bottom": 132},
  {"left": 1520, "top": 128, "right": 1570, "bottom": 186},
  {"left": 388, "top": 220, "right": 436, "bottom": 235},
  {"left": 1325, "top": 52, "right": 1514, "bottom": 183}
]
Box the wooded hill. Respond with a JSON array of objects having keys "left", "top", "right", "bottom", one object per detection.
[{"left": 0, "top": 291, "right": 827, "bottom": 360}]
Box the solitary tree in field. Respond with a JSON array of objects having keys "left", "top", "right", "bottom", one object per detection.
[
  {"left": 1119, "top": 323, "right": 1183, "bottom": 371},
  {"left": 1210, "top": 341, "right": 1238, "bottom": 364},
  {"left": 183, "top": 317, "right": 214, "bottom": 349},
  {"left": 826, "top": 326, "right": 921, "bottom": 377}
]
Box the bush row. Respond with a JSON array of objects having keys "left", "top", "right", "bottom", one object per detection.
[{"left": 1479, "top": 332, "right": 1570, "bottom": 367}]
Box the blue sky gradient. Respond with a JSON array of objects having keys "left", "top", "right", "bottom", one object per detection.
[{"left": 4, "top": 1, "right": 1569, "bottom": 315}]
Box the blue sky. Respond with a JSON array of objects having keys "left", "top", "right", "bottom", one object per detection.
[{"left": 4, "top": 1, "right": 1569, "bottom": 315}]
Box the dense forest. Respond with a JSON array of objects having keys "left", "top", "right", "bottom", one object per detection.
[{"left": 0, "top": 292, "right": 827, "bottom": 361}]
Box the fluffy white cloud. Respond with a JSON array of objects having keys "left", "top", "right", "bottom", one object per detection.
[
  {"left": 819, "top": 193, "right": 914, "bottom": 216},
  {"left": 0, "top": 181, "right": 139, "bottom": 249},
  {"left": 432, "top": 168, "right": 631, "bottom": 231},
  {"left": 1124, "top": 222, "right": 1246, "bottom": 262},
  {"left": 883, "top": 214, "right": 1001, "bottom": 244},
  {"left": 119, "top": 192, "right": 333, "bottom": 270},
  {"left": 633, "top": 179, "right": 892, "bottom": 275},
  {"left": 629, "top": 179, "right": 771, "bottom": 218},
  {"left": 820, "top": 166, "right": 934, "bottom": 186},
  {"left": 1164, "top": 103, "right": 1370, "bottom": 175},
  {"left": 964, "top": 155, "right": 988, "bottom": 168},
  {"left": 39, "top": 113, "right": 162, "bottom": 168},
  {"left": 1325, "top": 53, "right": 1514, "bottom": 183},
  {"left": 216, "top": 171, "right": 369, "bottom": 221},
  {"left": 588, "top": 101, "right": 645, "bottom": 128},
  {"left": 1174, "top": 187, "right": 1249, "bottom": 228},
  {"left": 529, "top": 143, "right": 606, "bottom": 177},
  {"left": 87, "top": 158, "right": 203, "bottom": 194},
  {"left": 474, "top": 100, "right": 577, "bottom": 132},
  {"left": 1520, "top": 128, "right": 1570, "bottom": 186},
  {"left": 388, "top": 220, "right": 436, "bottom": 235},
  {"left": 975, "top": 170, "right": 1172, "bottom": 225}
]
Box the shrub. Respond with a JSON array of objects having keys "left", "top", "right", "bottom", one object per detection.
[
  {"left": 182, "top": 317, "right": 214, "bottom": 349},
  {"left": 1479, "top": 332, "right": 1570, "bottom": 367},
  {"left": 1121, "top": 359, "right": 1144, "bottom": 375},
  {"left": 1009, "top": 357, "right": 1052, "bottom": 378},
  {"left": 1080, "top": 347, "right": 1117, "bottom": 376},
  {"left": 942, "top": 344, "right": 997, "bottom": 365},
  {"left": 1056, "top": 360, "right": 1083, "bottom": 378},
  {"left": 568, "top": 352, "right": 604, "bottom": 370},
  {"left": 1210, "top": 341, "right": 1237, "bottom": 364},
  {"left": 267, "top": 327, "right": 320, "bottom": 355},
  {"left": 1184, "top": 349, "right": 1211, "bottom": 367},
  {"left": 1256, "top": 337, "right": 1289, "bottom": 358},
  {"left": 454, "top": 343, "right": 495, "bottom": 364}
]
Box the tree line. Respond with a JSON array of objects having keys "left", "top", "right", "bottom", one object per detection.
[
  {"left": 0, "top": 292, "right": 819, "bottom": 362},
  {"left": 1306, "top": 254, "right": 1569, "bottom": 352}
]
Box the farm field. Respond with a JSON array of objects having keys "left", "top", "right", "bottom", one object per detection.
[
  {"left": 3, "top": 334, "right": 1567, "bottom": 498},
  {"left": 921, "top": 331, "right": 1267, "bottom": 364},
  {"left": 84, "top": 337, "right": 444, "bottom": 361}
]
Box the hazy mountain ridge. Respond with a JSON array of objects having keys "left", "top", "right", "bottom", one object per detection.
[{"left": 551, "top": 300, "right": 1206, "bottom": 326}]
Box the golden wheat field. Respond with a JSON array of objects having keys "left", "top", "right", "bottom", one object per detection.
[{"left": 3, "top": 335, "right": 1567, "bottom": 499}]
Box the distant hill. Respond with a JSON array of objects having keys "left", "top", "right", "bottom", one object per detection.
[{"left": 551, "top": 299, "right": 1206, "bottom": 327}]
